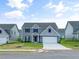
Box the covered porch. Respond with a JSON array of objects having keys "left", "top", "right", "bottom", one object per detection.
[{"left": 31, "top": 35, "right": 42, "bottom": 43}]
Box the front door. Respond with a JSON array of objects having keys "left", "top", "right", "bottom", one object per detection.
[{"left": 33, "top": 36, "right": 38, "bottom": 42}]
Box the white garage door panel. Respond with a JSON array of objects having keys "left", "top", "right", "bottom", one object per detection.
[
  {"left": 0, "top": 38, "right": 7, "bottom": 44},
  {"left": 43, "top": 37, "right": 57, "bottom": 44}
]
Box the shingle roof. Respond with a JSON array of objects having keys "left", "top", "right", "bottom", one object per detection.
[
  {"left": 22, "top": 23, "right": 58, "bottom": 33},
  {"left": 0, "top": 24, "right": 16, "bottom": 34},
  {"left": 68, "top": 21, "right": 79, "bottom": 32},
  {"left": 58, "top": 29, "right": 64, "bottom": 36},
  {"left": 19, "top": 29, "right": 22, "bottom": 35}
]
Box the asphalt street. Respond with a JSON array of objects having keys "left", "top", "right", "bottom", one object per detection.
[{"left": 0, "top": 50, "right": 79, "bottom": 59}]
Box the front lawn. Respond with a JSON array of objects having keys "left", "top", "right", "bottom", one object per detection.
[
  {"left": 60, "top": 38, "right": 79, "bottom": 49},
  {"left": 0, "top": 41, "right": 43, "bottom": 49}
]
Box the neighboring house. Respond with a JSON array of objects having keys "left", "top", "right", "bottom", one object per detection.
[
  {"left": 65, "top": 21, "right": 79, "bottom": 39},
  {"left": 19, "top": 29, "right": 22, "bottom": 40},
  {"left": 0, "top": 24, "right": 19, "bottom": 44},
  {"left": 22, "top": 23, "right": 60, "bottom": 43},
  {"left": 58, "top": 29, "right": 65, "bottom": 38}
]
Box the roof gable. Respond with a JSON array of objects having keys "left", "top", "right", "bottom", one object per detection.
[
  {"left": 0, "top": 24, "right": 16, "bottom": 34},
  {"left": 40, "top": 25, "right": 60, "bottom": 36},
  {"left": 58, "top": 29, "right": 64, "bottom": 35},
  {"left": 68, "top": 21, "right": 79, "bottom": 32},
  {"left": 0, "top": 24, "right": 16, "bottom": 30},
  {"left": 32, "top": 24, "right": 40, "bottom": 28},
  {"left": 22, "top": 23, "right": 58, "bottom": 33},
  {"left": 0, "top": 28, "right": 9, "bottom": 36},
  {"left": 22, "top": 23, "right": 58, "bottom": 29}
]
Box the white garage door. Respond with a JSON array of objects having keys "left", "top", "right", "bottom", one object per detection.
[
  {"left": 0, "top": 38, "right": 7, "bottom": 45},
  {"left": 43, "top": 37, "right": 57, "bottom": 44},
  {"left": 43, "top": 37, "right": 58, "bottom": 49}
]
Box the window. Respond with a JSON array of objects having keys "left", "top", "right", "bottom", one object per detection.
[
  {"left": 25, "top": 36, "right": 30, "bottom": 42},
  {"left": 25, "top": 29, "right": 30, "bottom": 33},
  {"left": 14, "top": 31, "right": 16, "bottom": 35},
  {"left": 48, "top": 29, "right": 51, "bottom": 33},
  {"left": 33, "top": 29, "right": 38, "bottom": 33},
  {"left": 28, "top": 36, "right": 31, "bottom": 42},
  {"left": 0, "top": 30, "right": 2, "bottom": 33}
]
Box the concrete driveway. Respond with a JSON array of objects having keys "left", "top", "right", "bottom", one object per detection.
[{"left": 43, "top": 43, "right": 70, "bottom": 50}]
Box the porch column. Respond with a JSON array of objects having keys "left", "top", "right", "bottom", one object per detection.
[
  {"left": 31, "top": 35, "right": 34, "bottom": 42},
  {"left": 77, "top": 34, "right": 78, "bottom": 39},
  {"left": 37, "top": 35, "right": 39, "bottom": 42}
]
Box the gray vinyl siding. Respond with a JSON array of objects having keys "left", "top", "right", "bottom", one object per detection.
[
  {"left": 40, "top": 25, "right": 59, "bottom": 37},
  {"left": 10, "top": 25, "right": 19, "bottom": 40},
  {"left": 22, "top": 27, "right": 31, "bottom": 41},
  {"left": 65, "top": 23, "right": 73, "bottom": 39},
  {"left": 22, "top": 27, "right": 40, "bottom": 42},
  {"left": 0, "top": 28, "right": 9, "bottom": 38},
  {"left": 22, "top": 23, "right": 59, "bottom": 42}
]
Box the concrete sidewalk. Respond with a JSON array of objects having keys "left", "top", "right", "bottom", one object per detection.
[{"left": 0, "top": 49, "right": 72, "bottom": 53}]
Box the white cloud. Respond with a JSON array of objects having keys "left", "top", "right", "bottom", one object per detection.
[
  {"left": 74, "top": 8, "right": 79, "bottom": 12},
  {"left": 4, "top": 10, "right": 24, "bottom": 18},
  {"left": 54, "top": 20, "right": 67, "bottom": 28},
  {"left": 55, "top": 13, "right": 63, "bottom": 18},
  {"left": 69, "top": 14, "right": 79, "bottom": 21},
  {"left": 27, "top": 0, "right": 34, "bottom": 4},
  {"left": 55, "top": 11, "right": 79, "bottom": 28},
  {"left": 44, "top": 1, "right": 69, "bottom": 13},
  {"left": 74, "top": 4, "right": 79, "bottom": 7},
  {"left": 54, "top": 1, "right": 64, "bottom": 13},
  {"left": 44, "top": 2, "right": 55, "bottom": 9},
  {"left": 0, "top": 11, "right": 27, "bottom": 29},
  {"left": 31, "top": 14, "right": 35, "bottom": 17},
  {"left": 7, "top": 0, "right": 31, "bottom": 10},
  {"left": 26, "top": 17, "right": 53, "bottom": 22},
  {"left": 73, "top": 4, "right": 79, "bottom": 12}
]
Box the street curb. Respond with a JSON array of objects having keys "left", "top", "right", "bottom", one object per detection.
[
  {"left": 0, "top": 48, "right": 72, "bottom": 52},
  {"left": 0, "top": 49, "right": 37, "bottom": 52}
]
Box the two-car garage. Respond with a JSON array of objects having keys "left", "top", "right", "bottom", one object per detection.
[
  {"left": 40, "top": 25, "right": 60, "bottom": 49},
  {"left": 40, "top": 25, "right": 68, "bottom": 50},
  {"left": 0, "top": 38, "right": 8, "bottom": 45},
  {"left": 43, "top": 37, "right": 57, "bottom": 44},
  {"left": 43, "top": 36, "right": 58, "bottom": 49},
  {"left": 42, "top": 36, "right": 68, "bottom": 50}
]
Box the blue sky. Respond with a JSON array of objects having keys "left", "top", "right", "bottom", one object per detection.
[{"left": 0, "top": 0, "right": 79, "bottom": 29}]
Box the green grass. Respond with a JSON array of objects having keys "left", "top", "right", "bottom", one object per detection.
[
  {"left": 0, "top": 41, "right": 43, "bottom": 49},
  {"left": 60, "top": 38, "right": 79, "bottom": 49}
]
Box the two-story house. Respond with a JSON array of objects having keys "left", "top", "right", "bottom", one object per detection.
[
  {"left": 65, "top": 21, "right": 79, "bottom": 39},
  {"left": 0, "top": 24, "right": 19, "bottom": 44},
  {"left": 22, "top": 23, "right": 60, "bottom": 43}
]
